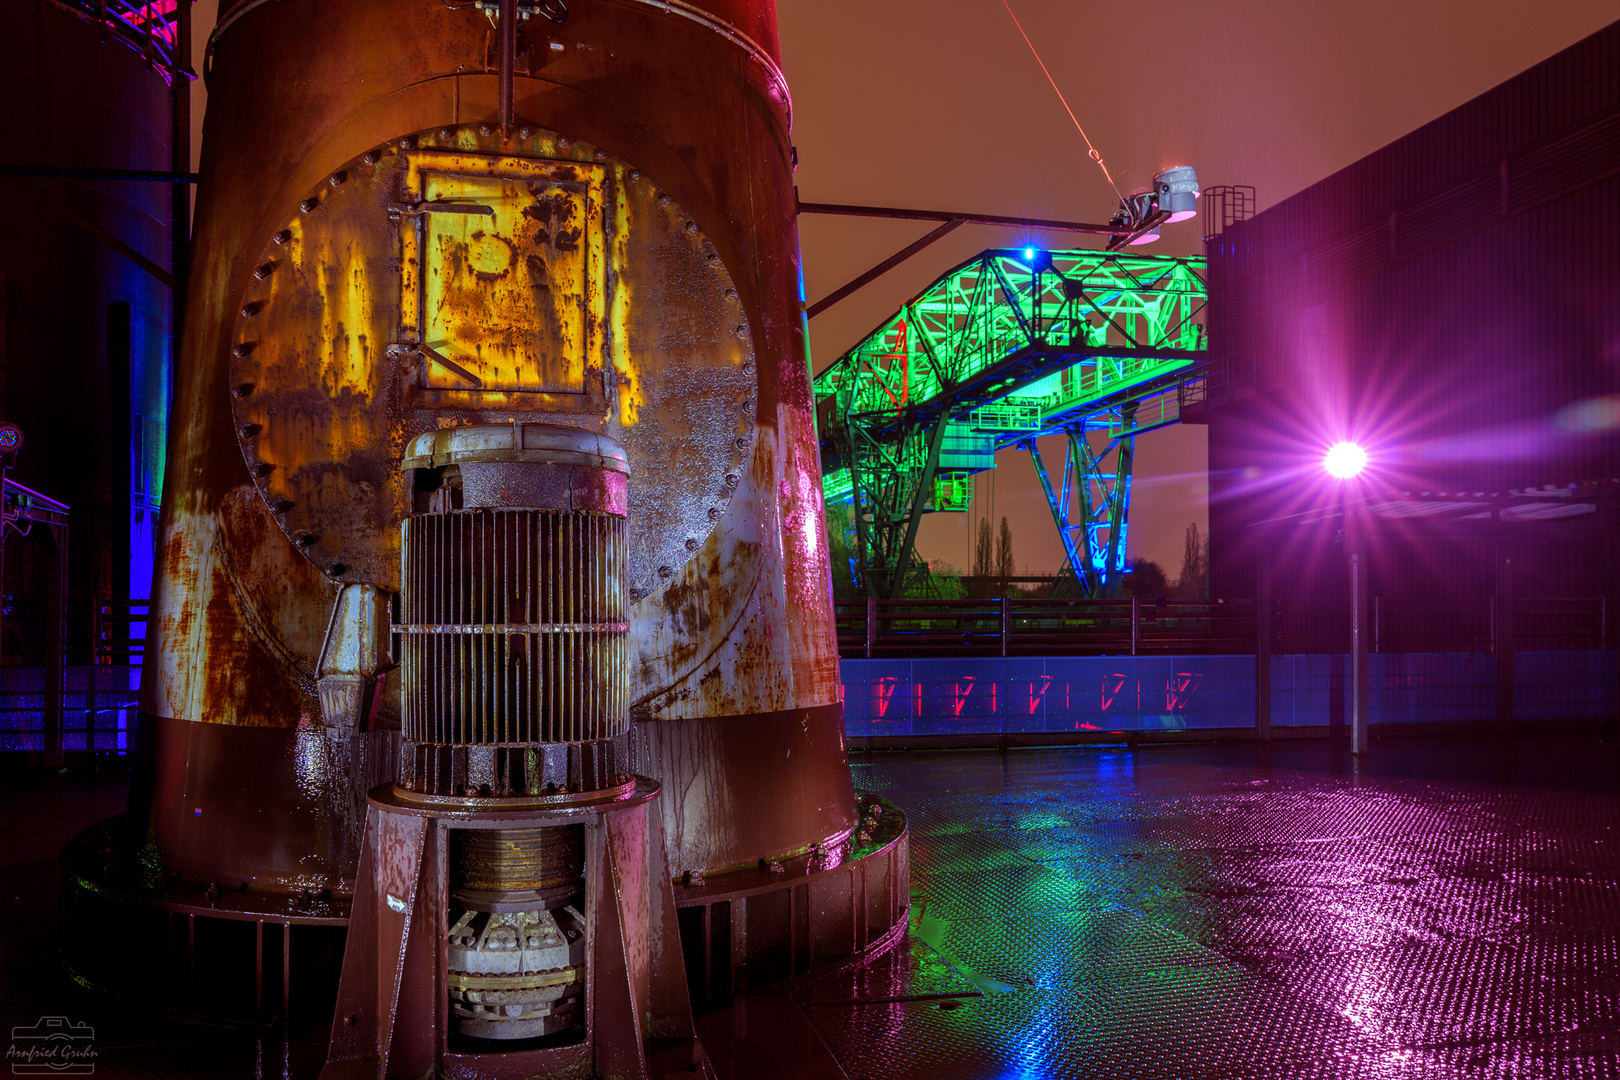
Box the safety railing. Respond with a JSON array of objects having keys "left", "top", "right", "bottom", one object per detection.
[
  {"left": 836, "top": 595, "right": 1611, "bottom": 659},
  {"left": 837, "top": 597, "right": 1257, "bottom": 658},
  {"left": 93, "top": 597, "right": 152, "bottom": 664},
  {"left": 57, "top": 0, "right": 184, "bottom": 79},
  {"left": 0, "top": 597, "right": 149, "bottom": 760}
]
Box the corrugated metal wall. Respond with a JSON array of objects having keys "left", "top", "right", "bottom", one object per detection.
[{"left": 1201, "top": 20, "right": 1620, "bottom": 600}]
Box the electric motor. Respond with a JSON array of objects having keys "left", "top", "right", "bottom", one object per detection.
[{"left": 397, "top": 423, "right": 630, "bottom": 799}]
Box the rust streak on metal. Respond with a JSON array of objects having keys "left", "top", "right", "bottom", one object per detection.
[{"left": 136, "top": 0, "right": 856, "bottom": 932}]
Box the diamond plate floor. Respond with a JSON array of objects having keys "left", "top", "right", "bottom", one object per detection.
[
  {"left": 5, "top": 735, "right": 1620, "bottom": 1078},
  {"left": 745, "top": 736, "right": 1620, "bottom": 1080}
]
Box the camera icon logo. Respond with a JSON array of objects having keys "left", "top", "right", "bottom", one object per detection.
[{"left": 7, "top": 1017, "right": 97, "bottom": 1075}]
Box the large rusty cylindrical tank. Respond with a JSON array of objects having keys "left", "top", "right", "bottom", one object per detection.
[{"left": 75, "top": 0, "right": 908, "bottom": 1021}]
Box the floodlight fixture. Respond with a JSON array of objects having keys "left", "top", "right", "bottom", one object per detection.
[
  {"left": 1107, "top": 167, "right": 1200, "bottom": 248},
  {"left": 1154, "top": 165, "right": 1200, "bottom": 223},
  {"left": 1324, "top": 441, "right": 1369, "bottom": 480},
  {"left": 1021, "top": 247, "right": 1054, "bottom": 273},
  {"left": 1127, "top": 222, "right": 1160, "bottom": 246},
  {"left": 1109, "top": 191, "right": 1159, "bottom": 246}
]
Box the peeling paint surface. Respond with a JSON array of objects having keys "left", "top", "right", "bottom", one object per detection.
[
  {"left": 225, "top": 127, "right": 755, "bottom": 603},
  {"left": 412, "top": 155, "right": 603, "bottom": 396},
  {"left": 140, "top": 0, "right": 852, "bottom": 888}
]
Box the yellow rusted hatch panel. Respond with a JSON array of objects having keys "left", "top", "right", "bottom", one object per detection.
[
  {"left": 227, "top": 128, "right": 757, "bottom": 593},
  {"left": 402, "top": 152, "right": 606, "bottom": 410}
]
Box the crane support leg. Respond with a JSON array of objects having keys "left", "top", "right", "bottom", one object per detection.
[
  {"left": 886, "top": 413, "right": 951, "bottom": 599},
  {"left": 846, "top": 411, "right": 951, "bottom": 599},
  {"left": 1028, "top": 438, "right": 1088, "bottom": 589},
  {"left": 1027, "top": 419, "right": 1138, "bottom": 597}
]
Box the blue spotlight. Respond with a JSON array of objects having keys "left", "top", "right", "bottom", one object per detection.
[{"left": 1021, "top": 247, "right": 1054, "bottom": 273}]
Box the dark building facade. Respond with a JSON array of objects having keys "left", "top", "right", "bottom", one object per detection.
[
  {"left": 1195, "top": 19, "right": 1620, "bottom": 603},
  {"left": 0, "top": 0, "right": 177, "bottom": 648}
]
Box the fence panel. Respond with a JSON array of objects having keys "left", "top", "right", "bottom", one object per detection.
[
  {"left": 837, "top": 595, "right": 1609, "bottom": 659},
  {"left": 0, "top": 597, "right": 148, "bottom": 756}
]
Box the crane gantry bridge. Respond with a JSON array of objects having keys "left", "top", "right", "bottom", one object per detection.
[{"left": 813, "top": 246, "right": 1209, "bottom": 599}]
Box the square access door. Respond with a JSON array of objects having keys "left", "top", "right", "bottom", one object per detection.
[{"left": 400, "top": 152, "right": 608, "bottom": 412}]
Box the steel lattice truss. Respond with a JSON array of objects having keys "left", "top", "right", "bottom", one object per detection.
[
  {"left": 814, "top": 248, "right": 1207, "bottom": 598},
  {"left": 1028, "top": 427, "right": 1134, "bottom": 597}
]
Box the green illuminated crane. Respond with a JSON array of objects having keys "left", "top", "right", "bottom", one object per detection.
[{"left": 814, "top": 247, "right": 1208, "bottom": 598}]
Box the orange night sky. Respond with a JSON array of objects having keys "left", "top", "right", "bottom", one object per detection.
[{"left": 780, "top": 0, "right": 1618, "bottom": 580}]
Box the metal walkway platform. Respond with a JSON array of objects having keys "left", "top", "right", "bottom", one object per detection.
[
  {"left": 699, "top": 736, "right": 1620, "bottom": 1079},
  {"left": 5, "top": 734, "right": 1619, "bottom": 1077}
]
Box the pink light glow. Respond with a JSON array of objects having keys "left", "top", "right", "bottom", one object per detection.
[{"left": 1324, "top": 441, "right": 1369, "bottom": 479}]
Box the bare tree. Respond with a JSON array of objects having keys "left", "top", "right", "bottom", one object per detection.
[
  {"left": 996, "top": 516, "right": 1015, "bottom": 593},
  {"left": 1176, "top": 522, "right": 1209, "bottom": 599},
  {"left": 973, "top": 518, "right": 993, "bottom": 581}
]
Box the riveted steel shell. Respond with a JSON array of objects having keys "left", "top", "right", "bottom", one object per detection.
[{"left": 134, "top": 0, "right": 852, "bottom": 893}]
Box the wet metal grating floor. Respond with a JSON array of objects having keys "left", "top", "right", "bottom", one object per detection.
[
  {"left": 4, "top": 736, "right": 1620, "bottom": 1078},
  {"left": 712, "top": 737, "right": 1620, "bottom": 1080}
]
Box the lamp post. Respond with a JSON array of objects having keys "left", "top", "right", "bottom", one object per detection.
[{"left": 1325, "top": 442, "right": 1370, "bottom": 755}]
